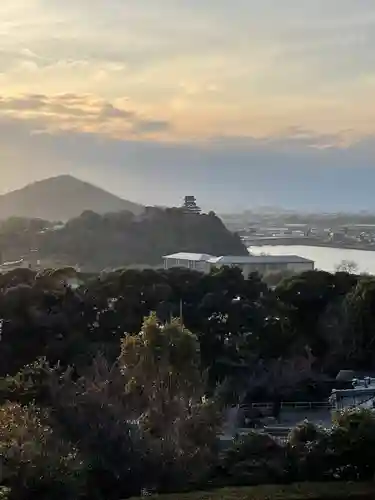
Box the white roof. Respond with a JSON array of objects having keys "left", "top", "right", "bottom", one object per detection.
[
  {"left": 0, "top": 259, "right": 24, "bottom": 267},
  {"left": 163, "top": 253, "right": 314, "bottom": 265},
  {"left": 163, "top": 252, "right": 214, "bottom": 261},
  {"left": 208, "top": 255, "right": 314, "bottom": 265}
]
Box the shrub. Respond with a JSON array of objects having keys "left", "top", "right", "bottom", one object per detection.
[
  {"left": 287, "top": 410, "right": 375, "bottom": 483},
  {"left": 129, "top": 482, "right": 375, "bottom": 500},
  {"left": 328, "top": 408, "right": 375, "bottom": 480},
  {"left": 0, "top": 402, "right": 84, "bottom": 500},
  {"left": 46, "top": 357, "right": 152, "bottom": 500},
  {"left": 287, "top": 421, "right": 329, "bottom": 481},
  {"left": 214, "top": 432, "right": 288, "bottom": 486},
  {"left": 0, "top": 358, "right": 62, "bottom": 406},
  {"left": 288, "top": 420, "right": 326, "bottom": 448}
]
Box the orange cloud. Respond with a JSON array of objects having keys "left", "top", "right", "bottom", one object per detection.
[{"left": 0, "top": 93, "right": 171, "bottom": 140}]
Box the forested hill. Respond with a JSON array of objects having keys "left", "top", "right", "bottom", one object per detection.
[
  {"left": 0, "top": 175, "right": 144, "bottom": 221},
  {"left": 0, "top": 207, "right": 247, "bottom": 271}
]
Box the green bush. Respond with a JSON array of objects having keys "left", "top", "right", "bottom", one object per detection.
[
  {"left": 328, "top": 408, "right": 375, "bottom": 480},
  {"left": 214, "top": 432, "right": 289, "bottom": 487},
  {"left": 287, "top": 421, "right": 329, "bottom": 481},
  {"left": 0, "top": 402, "right": 85, "bottom": 500}
]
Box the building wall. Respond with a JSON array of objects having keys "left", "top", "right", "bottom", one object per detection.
[
  {"left": 243, "top": 263, "right": 287, "bottom": 277},
  {"left": 196, "top": 261, "right": 211, "bottom": 273},
  {"left": 286, "top": 262, "right": 314, "bottom": 273},
  {"left": 163, "top": 258, "right": 211, "bottom": 273},
  {"left": 164, "top": 258, "right": 314, "bottom": 277}
]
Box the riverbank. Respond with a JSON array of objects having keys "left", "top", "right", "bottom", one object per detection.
[
  {"left": 246, "top": 238, "right": 375, "bottom": 253},
  {"left": 249, "top": 245, "right": 375, "bottom": 274}
]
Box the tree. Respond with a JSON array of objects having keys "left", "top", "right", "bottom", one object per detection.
[
  {"left": 119, "top": 313, "right": 202, "bottom": 432},
  {"left": 329, "top": 408, "right": 375, "bottom": 480},
  {"left": 119, "top": 314, "right": 220, "bottom": 491},
  {"left": 335, "top": 260, "right": 359, "bottom": 274},
  {"left": 276, "top": 270, "right": 348, "bottom": 359},
  {"left": 0, "top": 402, "right": 84, "bottom": 500},
  {"left": 0, "top": 209, "right": 247, "bottom": 271},
  {"left": 215, "top": 432, "right": 288, "bottom": 486},
  {"left": 287, "top": 420, "right": 329, "bottom": 481},
  {"left": 47, "top": 356, "right": 152, "bottom": 500},
  {"left": 338, "top": 277, "right": 375, "bottom": 368}
]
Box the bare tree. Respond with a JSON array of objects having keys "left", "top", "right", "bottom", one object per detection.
[{"left": 335, "top": 260, "right": 358, "bottom": 274}]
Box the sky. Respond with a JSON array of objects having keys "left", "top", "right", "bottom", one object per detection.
[{"left": 1, "top": 0, "right": 375, "bottom": 212}]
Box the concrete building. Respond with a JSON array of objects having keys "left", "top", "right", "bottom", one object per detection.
[{"left": 163, "top": 252, "right": 314, "bottom": 277}]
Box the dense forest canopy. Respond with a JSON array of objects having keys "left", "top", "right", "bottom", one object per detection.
[
  {"left": 0, "top": 265, "right": 372, "bottom": 386},
  {"left": 0, "top": 208, "right": 247, "bottom": 271},
  {"left": 1, "top": 266, "right": 375, "bottom": 498}
]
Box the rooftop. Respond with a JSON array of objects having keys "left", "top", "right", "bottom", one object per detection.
[
  {"left": 163, "top": 253, "right": 314, "bottom": 265},
  {"left": 163, "top": 252, "right": 215, "bottom": 261},
  {"left": 208, "top": 255, "right": 314, "bottom": 265},
  {"left": 0, "top": 259, "right": 25, "bottom": 268}
]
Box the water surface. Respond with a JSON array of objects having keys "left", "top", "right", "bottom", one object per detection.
[{"left": 249, "top": 245, "right": 375, "bottom": 274}]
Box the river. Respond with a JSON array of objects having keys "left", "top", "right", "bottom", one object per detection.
[{"left": 249, "top": 245, "right": 375, "bottom": 274}]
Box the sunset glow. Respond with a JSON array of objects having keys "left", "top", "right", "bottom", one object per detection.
[{"left": 1, "top": 1, "right": 375, "bottom": 210}]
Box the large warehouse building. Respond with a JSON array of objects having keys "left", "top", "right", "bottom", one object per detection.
[{"left": 163, "top": 252, "right": 314, "bottom": 278}]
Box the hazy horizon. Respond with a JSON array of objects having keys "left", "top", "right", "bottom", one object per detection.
[
  {"left": 2, "top": 1, "right": 375, "bottom": 212},
  {"left": 5, "top": 173, "right": 375, "bottom": 216}
]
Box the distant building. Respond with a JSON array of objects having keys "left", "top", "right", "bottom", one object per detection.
[
  {"left": 163, "top": 252, "right": 314, "bottom": 278},
  {"left": 182, "top": 196, "right": 201, "bottom": 215},
  {"left": 330, "top": 377, "right": 375, "bottom": 411},
  {"left": 163, "top": 253, "right": 214, "bottom": 273}
]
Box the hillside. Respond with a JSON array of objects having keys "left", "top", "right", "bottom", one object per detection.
[
  {"left": 0, "top": 175, "right": 144, "bottom": 221},
  {"left": 0, "top": 207, "right": 247, "bottom": 271}
]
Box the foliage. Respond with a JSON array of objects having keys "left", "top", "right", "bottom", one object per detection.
[
  {"left": 215, "top": 432, "right": 288, "bottom": 486},
  {"left": 129, "top": 482, "right": 375, "bottom": 500},
  {"left": 0, "top": 263, "right": 365, "bottom": 384},
  {"left": 287, "top": 421, "right": 330, "bottom": 481},
  {"left": 44, "top": 357, "right": 153, "bottom": 500},
  {"left": 288, "top": 420, "right": 326, "bottom": 448},
  {"left": 335, "top": 260, "right": 359, "bottom": 274},
  {"left": 0, "top": 209, "right": 247, "bottom": 271},
  {"left": 0, "top": 358, "right": 65, "bottom": 406},
  {"left": 1, "top": 338, "right": 221, "bottom": 497},
  {"left": 119, "top": 314, "right": 221, "bottom": 492},
  {"left": 0, "top": 402, "right": 84, "bottom": 500},
  {"left": 120, "top": 313, "right": 201, "bottom": 417},
  {"left": 287, "top": 409, "right": 375, "bottom": 482},
  {"left": 328, "top": 408, "right": 375, "bottom": 480},
  {"left": 1, "top": 263, "right": 375, "bottom": 498}
]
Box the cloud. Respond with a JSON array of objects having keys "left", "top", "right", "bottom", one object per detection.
[
  {"left": 2, "top": 0, "right": 375, "bottom": 211},
  {"left": 133, "top": 120, "right": 170, "bottom": 134},
  {"left": 0, "top": 94, "right": 47, "bottom": 111},
  {"left": 99, "top": 103, "right": 135, "bottom": 120},
  {"left": 0, "top": 0, "right": 375, "bottom": 145},
  {"left": 0, "top": 93, "right": 172, "bottom": 139},
  {"left": 2, "top": 107, "right": 375, "bottom": 212}
]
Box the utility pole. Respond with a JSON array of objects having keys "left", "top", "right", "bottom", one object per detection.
[{"left": 180, "top": 298, "right": 183, "bottom": 325}]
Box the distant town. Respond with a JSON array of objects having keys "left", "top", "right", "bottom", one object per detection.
[{"left": 222, "top": 208, "right": 375, "bottom": 252}]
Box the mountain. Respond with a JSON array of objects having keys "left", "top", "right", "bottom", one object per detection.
[
  {"left": 0, "top": 175, "right": 144, "bottom": 221},
  {"left": 0, "top": 207, "right": 248, "bottom": 271}
]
